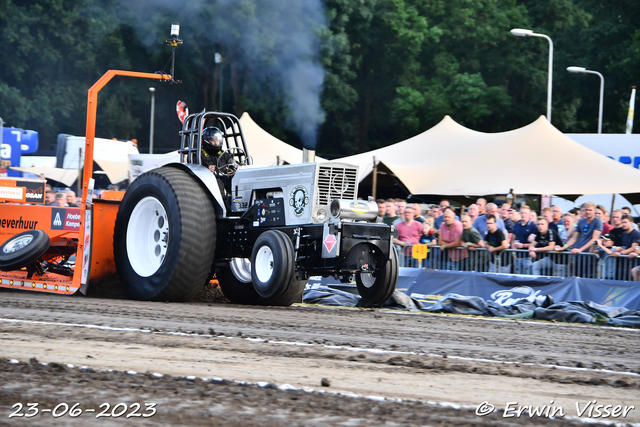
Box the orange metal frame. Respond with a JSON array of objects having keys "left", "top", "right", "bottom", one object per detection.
[{"left": 0, "top": 70, "right": 171, "bottom": 295}]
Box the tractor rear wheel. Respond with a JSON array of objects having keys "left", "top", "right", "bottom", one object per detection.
[{"left": 113, "top": 166, "right": 216, "bottom": 301}]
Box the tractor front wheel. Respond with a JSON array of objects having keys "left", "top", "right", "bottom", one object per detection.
[{"left": 217, "top": 230, "right": 306, "bottom": 306}]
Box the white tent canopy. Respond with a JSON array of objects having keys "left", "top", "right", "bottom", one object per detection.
[
  {"left": 238, "top": 113, "right": 325, "bottom": 166},
  {"left": 336, "top": 115, "right": 640, "bottom": 200},
  {"left": 9, "top": 166, "right": 79, "bottom": 186},
  {"left": 57, "top": 136, "right": 139, "bottom": 184}
]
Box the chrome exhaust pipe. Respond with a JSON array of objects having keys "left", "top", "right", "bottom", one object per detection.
[{"left": 302, "top": 148, "right": 315, "bottom": 163}]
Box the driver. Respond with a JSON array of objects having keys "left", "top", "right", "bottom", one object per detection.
[
  {"left": 201, "top": 126, "right": 234, "bottom": 196},
  {"left": 201, "top": 126, "right": 232, "bottom": 173}
]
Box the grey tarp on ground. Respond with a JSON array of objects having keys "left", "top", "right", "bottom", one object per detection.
[
  {"left": 303, "top": 286, "right": 423, "bottom": 311},
  {"left": 303, "top": 286, "right": 640, "bottom": 328},
  {"left": 425, "top": 293, "right": 640, "bottom": 327}
]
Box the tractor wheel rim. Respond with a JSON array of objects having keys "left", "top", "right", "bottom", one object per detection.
[
  {"left": 3, "top": 235, "right": 33, "bottom": 254},
  {"left": 360, "top": 272, "right": 376, "bottom": 288},
  {"left": 254, "top": 245, "right": 274, "bottom": 284},
  {"left": 126, "top": 196, "right": 169, "bottom": 277},
  {"left": 229, "top": 258, "right": 252, "bottom": 283}
]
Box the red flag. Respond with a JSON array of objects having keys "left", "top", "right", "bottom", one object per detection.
[{"left": 176, "top": 100, "right": 189, "bottom": 124}]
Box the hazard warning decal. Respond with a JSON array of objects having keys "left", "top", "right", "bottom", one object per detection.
[
  {"left": 323, "top": 234, "right": 337, "bottom": 253},
  {"left": 321, "top": 223, "right": 340, "bottom": 259}
]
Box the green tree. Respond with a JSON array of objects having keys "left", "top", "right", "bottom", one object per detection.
[
  {"left": 321, "top": 0, "right": 435, "bottom": 154},
  {"left": 557, "top": 0, "right": 639, "bottom": 133}
]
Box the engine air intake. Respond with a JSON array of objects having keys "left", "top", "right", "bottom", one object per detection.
[{"left": 316, "top": 165, "right": 358, "bottom": 206}]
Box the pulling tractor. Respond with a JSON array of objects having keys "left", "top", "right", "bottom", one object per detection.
[{"left": 0, "top": 30, "right": 397, "bottom": 307}]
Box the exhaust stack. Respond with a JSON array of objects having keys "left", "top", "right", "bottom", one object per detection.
[{"left": 302, "top": 148, "right": 316, "bottom": 163}]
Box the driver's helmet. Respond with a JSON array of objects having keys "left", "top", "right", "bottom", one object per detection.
[{"left": 202, "top": 127, "right": 223, "bottom": 153}]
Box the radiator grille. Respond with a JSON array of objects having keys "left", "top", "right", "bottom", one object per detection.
[{"left": 316, "top": 165, "right": 358, "bottom": 206}]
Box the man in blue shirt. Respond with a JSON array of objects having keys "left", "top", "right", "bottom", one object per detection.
[
  {"left": 473, "top": 203, "right": 507, "bottom": 238},
  {"left": 509, "top": 205, "right": 538, "bottom": 274},
  {"left": 597, "top": 214, "right": 639, "bottom": 280},
  {"left": 563, "top": 202, "right": 602, "bottom": 278}
]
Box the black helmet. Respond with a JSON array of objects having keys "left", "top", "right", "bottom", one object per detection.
[{"left": 202, "top": 127, "right": 223, "bottom": 151}]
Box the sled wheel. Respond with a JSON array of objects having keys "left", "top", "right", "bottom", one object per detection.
[
  {"left": 0, "top": 230, "right": 50, "bottom": 271},
  {"left": 356, "top": 247, "right": 398, "bottom": 306},
  {"left": 114, "top": 166, "right": 216, "bottom": 301},
  {"left": 218, "top": 256, "right": 306, "bottom": 306}
]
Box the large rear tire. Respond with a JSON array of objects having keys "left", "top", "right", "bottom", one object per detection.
[
  {"left": 356, "top": 248, "right": 398, "bottom": 306},
  {"left": 0, "top": 230, "right": 50, "bottom": 271},
  {"left": 113, "top": 167, "right": 216, "bottom": 301}
]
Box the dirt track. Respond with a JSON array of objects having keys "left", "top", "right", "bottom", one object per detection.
[{"left": 1, "top": 288, "right": 639, "bottom": 426}]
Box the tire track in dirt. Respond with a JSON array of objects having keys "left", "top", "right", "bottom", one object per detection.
[{"left": 1, "top": 290, "right": 639, "bottom": 425}]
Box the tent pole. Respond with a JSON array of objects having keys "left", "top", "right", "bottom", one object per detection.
[
  {"left": 78, "top": 147, "right": 82, "bottom": 196},
  {"left": 610, "top": 194, "right": 616, "bottom": 225},
  {"left": 372, "top": 156, "right": 378, "bottom": 200}
]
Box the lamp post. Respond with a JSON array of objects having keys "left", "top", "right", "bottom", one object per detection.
[
  {"left": 567, "top": 66, "right": 604, "bottom": 134},
  {"left": 149, "top": 87, "right": 156, "bottom": 154},
  {"left": 215, "top": 52, "right": 223, "bottom": 111},
  {"left": 510, "top": 28, "right": 554, "bottom": 123}
]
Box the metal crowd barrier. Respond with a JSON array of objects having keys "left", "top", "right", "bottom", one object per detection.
[
  {"left": 394, "top": 245, "right": 633, "bottom": 281},
  {"left": 395, "top": 244, "right": 490, "bottom": 271},
  {"left": 500, "top": 249, "right": 600, "bottom": 278},
  {"left": 599, "top": 254, "right": 640, "bottom": 281}
]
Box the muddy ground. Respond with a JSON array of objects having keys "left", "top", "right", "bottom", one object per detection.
[{"left": 0, "top": 286, "right": 639, "bottom": 426}]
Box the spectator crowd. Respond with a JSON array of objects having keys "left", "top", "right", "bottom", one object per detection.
[
  {"left": 44, "top": 184, "right": 123, "bottom": 206},
  {"left": 377, "top": 197, "right": 640, "bottom": 281}
]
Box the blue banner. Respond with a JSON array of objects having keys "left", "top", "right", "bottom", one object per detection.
[{"left": 1, "top": 128, "right": 39, "bottom": 177}]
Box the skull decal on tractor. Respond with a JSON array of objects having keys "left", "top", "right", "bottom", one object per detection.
[{"left": 289, "top": 185, "right": 309, "bottom": 217}]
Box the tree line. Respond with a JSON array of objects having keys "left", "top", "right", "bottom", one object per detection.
[{"left": 0, "top": 0, "right": 637, "bottom": 155}]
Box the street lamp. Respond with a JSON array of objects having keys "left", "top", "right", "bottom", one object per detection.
[
  {"left": 215, "top": 53, "right": 223, "bottom": 111},
  {"left": 149, "top": 87, "right": 156, "bottom": 154},
  {"left": 510, "top": 28, "right": 554, "bottom": 123},
  {"left": 567, "top": 66, "right": 604, "bottom": 134}
]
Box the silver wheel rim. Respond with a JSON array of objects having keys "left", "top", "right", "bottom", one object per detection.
[
  {"left": 126, "top": 196, "right": 169, "bottom": 277},
  {"left": 3, "top": 235, "right": 34, "bottom": 254},
  {"left": 254, "top": 245, "right": 274, "bottom": 284},
  {"left": 229, "top": 258, "right": 252, "bottom": 283},
  {"left": 360, "top": 272, "right": 376, "bottom": 289}
]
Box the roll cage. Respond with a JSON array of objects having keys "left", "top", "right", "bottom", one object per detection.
[{"left": 179, "top": 111, "right": 252, "bottom": 167}]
